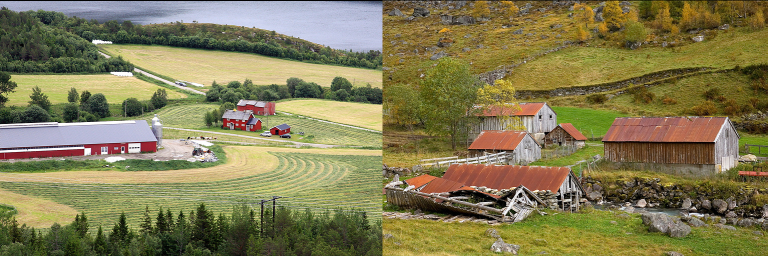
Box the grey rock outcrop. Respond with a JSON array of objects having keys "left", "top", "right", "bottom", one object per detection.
[
  {"left": 682, "top": 198, "right": 692, "bottom": 209},
  {"left": 641, "top": 213, "right": 691, "bottom": 238},
  {"left": 713, "top": 199, "right": 727, "bottom": 214},
  {"left": 485, "top": 228, "right": 501, "bottom": 239},
  {"left": 389, "top": 8, "right": 405, "bottom": 17},
  {"left": 491, "top": 238, "right": 520, "bottom": 254},
  {"left": 412, "top": 7, "right": 430, "bottom": 17},
  {"left": 430, "top": 51, "right": 448, "bottom": 61}
]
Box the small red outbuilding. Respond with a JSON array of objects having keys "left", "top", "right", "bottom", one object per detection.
[{"left": 270, "top": 123, "right": 291, "bottom": 135}]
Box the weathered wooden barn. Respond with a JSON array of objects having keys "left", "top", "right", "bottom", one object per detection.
[
  {"left": 237, "top": 100, "right": 276, "bottom": 116},
  {"left": 385, "top": 164, "right": 585, "bottom": 221},
  {"left": 0, "top": 121, "right": 157, "bottom": 160},
  {"left": 222, "top": 110, "right": 261, "bottom": 132},
  {"left": 471, "top": 102, "right": 557, "bottom": 142},
  {"left": 270, "top": 123, "right": 291, "bottom": 135},
  {"left": 603, "top": 117, "right": 739, "bottom": 175},
  {"left": 544, "top": 123, "right": 587, "bottom": 149},
  {"left": 468, "top": 130, "right": 541, "bottom": 165}
]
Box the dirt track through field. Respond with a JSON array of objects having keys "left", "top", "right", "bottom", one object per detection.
[{"left": 0, "top": 146, "right": 380, "bottom": 185}]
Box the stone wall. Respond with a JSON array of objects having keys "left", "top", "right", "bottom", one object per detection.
[{"left": 515, "top": 67, "right": 717, "bottom": 99}]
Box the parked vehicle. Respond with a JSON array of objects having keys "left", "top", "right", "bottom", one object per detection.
[
  {"left": 280, "top": 134, "right": 291, "bottom": 139},
  {"left": 175, "top": 81, "right": 187, "bottom": 87},
  {"left": 260, "top": 131, "right": 272, "bottom": 137}
]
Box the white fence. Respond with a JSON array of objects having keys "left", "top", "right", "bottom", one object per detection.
[
  {"left": 419, "top": 151, "right": 508, "bottom": 169},
  {"left": 110, "top": 72, "right": 134, "bottom": 77}
]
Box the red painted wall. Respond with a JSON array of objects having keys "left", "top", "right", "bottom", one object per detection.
[
  {"left": 0, "top": 141, "right": 156, "bottom": 160},
  {"left": 270, "top": 127, "right": 291, "bottom": 135},
  {"left": 237, "top": 102, "right": 275, "bottom": 116},
  {"left": 223, "top": 118, "right": 261, "bottom": 132}
]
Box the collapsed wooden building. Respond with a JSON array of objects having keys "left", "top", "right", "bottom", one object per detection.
[
  {"left": 603, "top": 117, "right": 739, "bottom": 176},
  {"left": 385, "top": 164, "right": 585, "bottom": 222}
]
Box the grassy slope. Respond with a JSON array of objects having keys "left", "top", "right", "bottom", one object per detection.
[
  {"left": 507, "top": 27, "right": 768, "bottom": 90},
  {"left": 101, "top": 44, "right": 382, "bottom": 88},
  {"left": 7, "top": 74, "right": 187, "bottom": 106},
  {"left": 0, "top": 146, "right": 381, "bottom": 228},
  {"left": 277, "top": 99, "right": 383, "bottom": 131},
  {"left": 384, "top": 208, "right": 768, "bottom": 256},
  {"left": 551, "top": 106, "right": 629, "bottom": 137}
]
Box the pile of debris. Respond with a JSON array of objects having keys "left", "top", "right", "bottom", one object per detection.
[
  {"left": 534, "top": 190, "right": 560, "bottom": 210},
  {"left": 190, "top": 145, "right": 218, "bottom": 163}
]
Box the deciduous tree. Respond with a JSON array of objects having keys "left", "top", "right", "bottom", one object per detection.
[
  {"left": 476, "top": 79, "right": 525, "bottom": 131},
  {"left": 0, "top": 72, "right": 18, "bottom": 107},
  {"left": 63, "top": 103, "right": 80, "bottom": 122},
  {"left": 420, "top": 57, "right": 479, "bottom": 150},
  {"left": 28, "top": 86, "right": 51, "bottom": 111},
  {"left": 86, "top": 93, "right": 109, "bottom": 118},
  {"left": 602, "top": 1, "right": 626, "bottom": 31},
  {"left": 474, "top": 1, "right": 490, "bottom": 18}
]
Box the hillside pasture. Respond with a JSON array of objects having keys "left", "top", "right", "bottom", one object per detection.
[
  {"left": 0, "top": 146, "right": 381, "bottom": 228},
  {"left": 506, "top": 28, "right": 768, "bottom": 90},
  {"left": 6, "top": 74, "right": 187, "bottom": 106},
  {"left": 551, "top": 106, "right": 629, "bottom": 138},
  {"left": 277, "top": 99, "right": 382, "bottom": 131},
  {"left": 100, "top": 44, "right": 382, "bottom": 88}
]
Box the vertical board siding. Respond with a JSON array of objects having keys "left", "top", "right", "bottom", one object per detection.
[
  {"left": 537, "top": 105, "right": 557, "bottom": 134},
  {"left": 604, "top": 142, "right": 715, "bottom": 164},
  {"left": 512, "top": 135, "right": 541, "bottom": 165},
  {"left": 714, "top": 123, "right": 739, "bottom": 170}
]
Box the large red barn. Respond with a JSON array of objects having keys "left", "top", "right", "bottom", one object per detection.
[
  {"left": 222, "top": 110, "right": 261, "bottom": 132},
  {"left": 237, "top": 100, "right": 275, "bottom": 116},
  {"left": 0, "top": 121, "right": 157, "bottom": 160}
]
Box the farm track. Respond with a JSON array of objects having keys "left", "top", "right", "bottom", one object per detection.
[
  {"left": 98, "top": 50, "right": 206, "bottom": 95},
  {"left": 164, "top": 127, "right": 340, "bottom": 148},
  {"left": 0, "top": 150, "right": 381, "bottom": 228}
]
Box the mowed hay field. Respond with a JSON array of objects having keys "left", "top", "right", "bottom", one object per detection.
[
  {"left": 7, "top": 74, "right": 187, "bottom": 106},
  {"left": 0, "top": 146, "right": 382, "bottom": 228},
  {"left": 278, "top": 99, "right": 382, "bottom": 131},
  {"left": 138, "top": 104, "right": 381, "bottom": 147},
  {"left": 101, "top": 44, "right": 382, "bottom": 88}
]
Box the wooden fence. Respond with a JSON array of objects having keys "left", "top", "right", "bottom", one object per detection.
[
  {"left": 745, "top": 144, "right": 768, "bottom": 156},
  {"left": 419, "top": 151, "right": 508, "bottom": 169}
]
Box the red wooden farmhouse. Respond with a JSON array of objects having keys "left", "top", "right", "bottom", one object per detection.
[
  {"left": 237, "top": 100, "right": 276, "bottom": 116},
  {"left": 222, "top": 110, "right": 262, "bottom": 132},
  {"left": 270, "top": 123, "right": 291, "bottom": 135},
  {"left": 0, "top": 121, "right": 157, "bottom": 160}
]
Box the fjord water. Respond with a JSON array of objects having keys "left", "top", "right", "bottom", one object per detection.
[{"left": 2, "top": 1, "right": 382, "bottom": 52}]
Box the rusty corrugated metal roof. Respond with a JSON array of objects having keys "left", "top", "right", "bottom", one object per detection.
[
  {"left": 443, "top": 164, "right": 572, "bottom": 192},
  {"left": 477, "top": 102, "right": 547, "bottom": 116},
  {"left": 603, "top": 117, "right": 731, "bottom": 143},
  {"left": 559, "top": 123, "right": 587, "bottom": 141},
  {"left": 469, "top": 130, "right": 529, "bottom": 151},
  {"left": 404, "top": 175, "right": 438, "bottom": 189}
]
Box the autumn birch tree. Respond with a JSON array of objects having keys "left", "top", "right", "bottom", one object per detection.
[{"left": 476, "top": 79, "right": 525, "bottom": 131}]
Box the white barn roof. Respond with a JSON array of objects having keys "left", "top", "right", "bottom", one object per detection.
[{"left": 0, "top": 121, "right": 157, "bottom": 149}]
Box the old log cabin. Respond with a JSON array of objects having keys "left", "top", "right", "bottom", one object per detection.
[
  {"left": 603, "top": 117, "right": 739, "bottom": 175},
  {"left": 471, "top": 102, "right": 556, "bottom": 143},
  {"left": 468, "top": 130, "right": 541, "bottom": 165},
  {"left": 543, "top": 123, "right": 587, "bottom": 149}
]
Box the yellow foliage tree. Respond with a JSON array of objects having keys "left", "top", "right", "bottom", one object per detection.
[
  {"left": 574, "top": 25, "right": 589, "bottom": 42},
  {"left": 681, "top": 2, "right": 696, "bottom": 31},
  {"left": 474, "top": 1, "right": 490, "bottom": 18},
  {"left": 602, "top": 1, "right": 626, "bottom": 31},
  {"left": 598, "top": 22, "right": 609, "bottom": 37},
  {"left": 751, "top": 7, "right": 765, "bottom": 29},
  {"left": 653, "top": 6, "right": 678, "bottom": 34},
  {"left": 476, "top": 79, "right": 524, "bottom": 131},
  {"left": 502, "top": 1, "right": 519, "bottom": 18},
  {"left": 626, "top": 9, "right": 639, "bottom": 22}
]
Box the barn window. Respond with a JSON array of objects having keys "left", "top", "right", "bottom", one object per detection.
[
  {"left": 549, "top": 115, "right": 553, "bottom": 119},
  {"left": 539, "top": 115, "right": 542, "bottom": 120}
]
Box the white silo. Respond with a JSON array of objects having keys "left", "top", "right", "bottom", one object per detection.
[{"left": 151, "top": 114, "right": 163, "bottom": 147}]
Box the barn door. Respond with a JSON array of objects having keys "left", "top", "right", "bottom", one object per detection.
[
  {"left": 84, "top": 148, "right": 91, "bottom": 156},
  {"left": 121, "top": 146, "right": 125, "bottom": 154}
]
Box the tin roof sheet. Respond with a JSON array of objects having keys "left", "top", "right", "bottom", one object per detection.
[
  {"left": 477, "top": 102, "right": 547, "bottom": 116},
  {"left": 272, "top": 123, "right": 291, "bottom": 130},
  {"left": 443, "top": 164, "right": 572, "bottom": 192},
  {"left": 468, "top": 130, "right": 529, "bottom": 151},
  {"left": 246, "top": 118, "right": 261, "bottom": 125},
  {"left": 0, "top": 121, "right": 157, "bottom": 149},
  {"left": 222, "top": 110, "right": 252, "bottom": 121},
  {"left": 603, "top": 117, "right": 730, "bottom": 143},
  {"left": 404, "top": 174, "right": 438, "bottom": 188},
  {"left": 559, "top": 123, "right": 587, "bottom": 141},
  {"left": 237, "top": 100, "right": 267, "bottom": 107}
]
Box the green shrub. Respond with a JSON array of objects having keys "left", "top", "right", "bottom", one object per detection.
[
  {"left": 586, "top": 94, "right": 608, "bottom": 104},
  {"left": 691, "top": 101, "right": 717, "bottom": 116}
]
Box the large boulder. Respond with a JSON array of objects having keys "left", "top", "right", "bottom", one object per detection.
[
  {"left": 485, "top": 228, "right": 501, "bottom": 239},
  {"left": 762, "top": 205, "right": 768, "bottom": 219},
  {"left": 430, "top": 51, "right": 448, "bottom": 61},
  {"left": 692, "top": 35, "right": 704, "bottom": 42},
  {"left": 641, "top": 213, "right": 691, "bottom": 238},
  {"left": 701, "top": 199, "right": 712, "bottom": 210},
  {"left": 412, "top": 7, "right": 430, "bottom": 17},
  {"left": 712, "top": 199, "right": 728, "bottom": 214},
  {"left": 490, "top": 238, "right": 520, "bottom": 254},
  {"left": 681, "top": 198, "right": 692, "bottom": 209},
  {"left": 587, "top": 191, "right": 603, "bottom": 201},
  {"left": 686, "top": 217, "right": 707, "bottom": 227},
  {"left": 389, "top": 8, "right": 405, "bottom": 17},
  {"left": 636, "top": 199, "right": 648, "bottom": 208}
]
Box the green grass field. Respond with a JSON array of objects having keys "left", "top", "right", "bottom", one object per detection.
[
  {"left": 132, "top": 103, "right": 381, "bottom": 147},
  {"left": 100, "top": 44, "right": 382, "bottom": 88},
  {"left": 277, "top": 99, "right": 382, "bottom": 131},
  {"left": 6, "top": 74, "right": 187, "bottom": 106},
  {"left": 551, "top": 106, "right": 629, "bottom": 138},
  {"left": 383, "top": 208, "right": 768, "bottom": 256},
  {"left": 0, "top": 148, "right": 381, "bottom": 229}
]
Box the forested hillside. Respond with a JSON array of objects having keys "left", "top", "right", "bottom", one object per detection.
[
  {"left": 22, "top": 9, "right": 382, "bottom": 70},
  {"left": 0, "top": 7, "right": 133, "bottom": 73}
]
